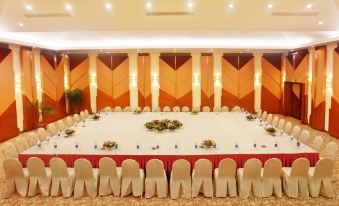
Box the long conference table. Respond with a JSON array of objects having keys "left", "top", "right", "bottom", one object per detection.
[{"left": 19, "top": 112, "right": 319, "bottom": 172}]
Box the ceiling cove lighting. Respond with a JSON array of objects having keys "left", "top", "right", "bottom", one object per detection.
[
  {"left": 146, "top": 2, "right": 152, "bottom": 9},
  {"left": 105, "top": 3, "right": 112, "bottom": 10},
  {"left": 268, "top": 4, "right": 273, "bottom": 9},
  {"left": 306, "top": 4, "right": 313, "bottom": 9},
  {"left": 18, "top": 23, "right": 24, "bottom": 27},
  {"left": 318, "top": 21, "right": 323, "bottom": 25},
  {"left": 228, "top": 3, "right": 234, "bottom": 9},
  {"left": 187, "top": 2, "right": 194, "bottom": 9},
  {"left": 65, "top": 4, "right": 72, "bottom": 11},
  {"left": 25, "top": 4, "right": 33, "bottom": 11}
]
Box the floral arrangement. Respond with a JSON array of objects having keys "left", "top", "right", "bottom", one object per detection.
[
  {"left": 102, "top": 140, "right": 118, "bottom": 150},
  {"left": 64, "top": 128, "right": 76, "bottom": 137},
  {"left": 201, "top": 139, "right": 216, "bottom": 148},
  {"left": 246, "top": 114, "right": 255, "bottom": 121},
  {"left": 145, "top": 119, "right": 183, "bottom": 131},
  {"left": 133, "top": 107, "right": 142, "bottom": 114},
  {"left": 265, "top": 126, "right": 277, "bottom": 136},
  {"left": 92, "top": 113, "right": 100, "bottom": 120}
]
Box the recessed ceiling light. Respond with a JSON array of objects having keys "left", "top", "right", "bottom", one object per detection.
[
  {"left": 146, "top": 2, "right": 152, "bottom": 9},
  {"left": 228, "top": 3, "right": 234, "bottom": 9},
  {"left": 25, "top": 4, "right": 33, "bottom": 11},
  {"left": 306, "top": 4, "right": 312, "bottom": 9},
  {"left": 318, "top": 21, "right": 323, "bottom": 25},
  {"left": 65, "top": 4, "right": 72, "bottom": 11},
  {"left": 187, "top": 2, "right": 193, "bottom": 9},
  {"left": 105, "top": 3, "right": 112, "bottom": 10},
  {"left": 268, "top": 4, "right": 273, "bottom": 9},
  {"left": 18, "top": 22, "right": 24, "bottom": 27}
]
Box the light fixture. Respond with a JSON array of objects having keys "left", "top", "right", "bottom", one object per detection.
[
  {"left": 187, "top": 2, "right": 193, "bottom": 9},
  {"left": 105, "top": 3, "right": 112, "bottom": 10},
  {"left": 228, "top": 3, "right": 234, "bottom": 9},
  {"left": 268, "top": 4, "right": 273, "bottom": 9},
  {"left": 25, "top": 4, "right": 33, "bottom": 11},
  {"left": 318, "top": 21, "right": 323, "bottom": 25},
  {"left": 18, "top": 22, "right": 24, "bottom": 27},
  {"left": 306, "top": 4, "right": 312, "bottom": 9},
  {"left": 146, "top": 2, "right": 152, "bottom": 9},
  {"left": 65, "top": 3, "right": 72, "bottom": 11}
]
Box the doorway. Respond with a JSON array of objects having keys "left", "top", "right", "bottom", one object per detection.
[{"left": 283, "top": 82, "right": 305, "bottom": 120}]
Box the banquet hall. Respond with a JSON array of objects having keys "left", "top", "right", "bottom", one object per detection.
[{"left": 0, "top": 0, "right": 339, "bottom": 205}]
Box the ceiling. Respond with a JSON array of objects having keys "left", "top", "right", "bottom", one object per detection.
[{"left": 0, "top": 0, "right": 338, "bottom": 52}]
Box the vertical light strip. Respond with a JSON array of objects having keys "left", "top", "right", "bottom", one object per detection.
[
  {"left": 64, "top": 55, "right": 70, "bottom": 113},
  {"left": 281, "top": 53, "right": 287, "bottom": 113},
  {"left": 128, "top": 53, "right": 138, "bottom": 110},
  {"left": 191, "top": 53, "right": 201, "bottom": 109},
  {"left": 324, "top": 44, "right": 336, "bottom": 131},
  {"left": 33, "top": 49, "right": 43, "bottom": 121},
  {"left": 89, "top": 54, "right": 97, "bottom": 113},
  {"left": 9, "top": 45, "right": 24, "bottom": 131},
  {"left": 254, "top": 53, "right": 262, "bottom": 113},
  {"left": 307, "top": 48, "right": 314, "bottom": 124},
  {"left": 150, "top": 53, "right": 160, "bottom": 110},
  {"left": 213, "top": 53, "right": 222, "bottom": 108}
]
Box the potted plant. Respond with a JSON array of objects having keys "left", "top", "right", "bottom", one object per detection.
[
  {"left": 28, "top": 100, "right": 56, "bottom": 127},
  {"left": 66, "top": 88, "right": 84, "bottom": 113}
]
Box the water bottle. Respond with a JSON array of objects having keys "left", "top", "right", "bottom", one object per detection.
[
  {"left": 259, "top": 119, "right": 263, "bottom": 126},
  {"left": 174, "top": 142, "right": 178, "bottom": 150},
  {"left": 156, "top": 142, "right": 159, "bottom": 149},
  {"left": 253, "top": 141, "right": 257, "bottom": 149},
  {"left": 289, "top": 136, "right": 293, "bottom": 142},
  {"left": 136, "top": 142, "right": 140, "bottom": 150},
  {"left": 82, "top": 119, "right": 86, "bottom": 127},
  {"left": 94, "top": 142, "right": 98, "bottom": 150},
  {"left": 75, "top": 141, "right": 79, "bottom": 149},
  {"left": 57, "top": 131, "right": 60, "bottom": 137},
  {"left": 194, "top": 142, "right": 198, "bottom": 149},
  {"left": 37, "top": 140, "right": 41, "bottom": 148},
  {"left": 53, "top": 141, "right": 58, "bottom": 149},
  {"left": 75, "top": 123, "right": 77, "bottom": 128},
  {"left": 297, "top": 141, "right": 301, "bottom": 149},
  {"left": 235, "top": 142, "right": 239, "bottom": 150},
  {"left": 274, "top": 141, "right": 278, "bottom": 149},
  {"left": 46, "top": 137, "right": 50, "bottom": 143}
]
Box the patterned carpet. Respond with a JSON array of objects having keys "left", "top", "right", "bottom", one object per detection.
[{"left": 0, "top": 115, "right": 338, "bottom": 206}]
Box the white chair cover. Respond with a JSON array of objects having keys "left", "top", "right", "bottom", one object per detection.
[
  {"left": 192, "top": 159, "right": 213, "bottom": 198},
  {"left": 202, "top": 106, "right": 210, "bottom": 112},
  {"left": 284, "top": 122, "right": 292, "bottom": 134},
  {"left": 266, "top": 114, "right": 273, "bottom": 124},
  {"left": 66, "top": 116, "right": 74, "bottom": 128},
  {"left": 27, "top": 157, "right": 51, "bottom": 197},
  {"left": 145, "top": 159, "right": 168, "bottom": 198},
  {"left": 98, "top": 157, "right": 121, "bottom": 197},
  {"left": 256, "top": 109, "right": 262, "bottom": 118},
  {"left": 121, "top": 159, "right": 145, "bottom": 197},
  {"left": 282, "top": 158, "right": 310, "bottom": 198},
  {"left": 104, "top": 106, "right": 112, "bottom": 112},
  {"left": 213, "top": 107, "right": 221, "bottom": 112},
  {"left": 26, "top": 132, "right": 39, "bottom": 147},
  {"left": 80, "top": 111, "right": 86, "bottom": 120},
  {"left": 271, "top": 116, "right": 279, "bottom": 127},
  {"left": 170, "top": 159, "right": 191, "bottom": 199},
  {"left": 277, "top": 119, "right": 285, "bottom": 130},
  {"left": 73, "top": 114, "right": 81, "bottom": 123},
  {"left": 1, "top": 143, "right": 18, "bottom": 159},
  {"left": 321, "top": 142, "right": 338, "bottom": 161},
  {"left": 84, "top": 109, "right": 90, "bottom": 118},
  {"left": 153, "top": 107, "right": 161, "bottom": 112},
  {"left": 312, "top": 136, "right": 323, "bottom": 151},
  {"left": 261, "top": 158, "right": 282, "bottom": 198},
  {"left": 291, "top": 126, "right": 301, "bottom": 138},
  {"left": 163, "top": 106, "right": 171, "bottom": 112},
  {"left": 57, "top": 120, "right": 67, "bottom": 132},
  {"left": 114, "top": 106, "right": 122, "bottom": 112},
  {"left": 15, "top": 137, "right": 30, "bottom": 153},
  {"left": 74, "top": 158, "right": 98, "bottom": 198},
  {"left": 37, "top": 128, "right": 48, "bottom": 141},
  {"left": 182, "top": 106, "right": 190, "bottom": 112},
  {"left": 261, "top": 111, "right": 268, "bottom": 121},
  {"left": 308, "top": 158, "right": 335, "bottom": 197},
  {"left": 49, "top": 157, "right": 74, "bottom": 197},
  {"left": 3, "top": 158, "right": 29, "bottom": 198},
  {"left": 221, "top": 106, "right": 229, "bottom": 112},
  {"left": 124, "top": 106, "right": 132, "bottom": 112},
  {"left": 214, "top": 158, "right": 237, "bottom": 197},
  {"left": 237, "top": 158, "right": 262, "bottom": 199},
  {"left": 299, "top": 130, "right": 311, "bottom": 144},
  {"left": 143, "top": 106, "right": 151, "bottom": 112},
  {"left": 232, "top": 106, "right": 241, "bottom": 112},
  {"left": 173, "top": 106, "right": 180, "bottom": 112}
]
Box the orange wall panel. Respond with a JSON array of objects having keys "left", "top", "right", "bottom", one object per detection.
[
  {"left": 329, "top": 47, "right": 339, "bottom": 138},
  {"left": 200, "top": 55, "right": 214, "bottom": 109},
  {"left": 137, "top": 55, "right": 151, "bottom": 109}
]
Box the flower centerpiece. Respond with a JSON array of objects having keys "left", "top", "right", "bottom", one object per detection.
[
  {"left": 200, "top": 139, "right": 216, "bottom": 148},
  {"left": 191, "top": 107, "right": 199, "bottom": 115},
  {"left": 64, "top": 128, "right": 76, "bottom": 137},
  {"left": 246, "top": 113, "right": 255, "bottom": 121},
  {"left": 144, "top": 119, "right": 183, "bottom": 132},
  {"left": 133, "top": 107, "right": 142, "bottom": 114},
  {"left": 92, "top": 113, "right": 100, "bottom": 120},
  {"left": 265, "top": 126, "right": 277, "bottom": 136},
  {"left": 102, "top": 140, "right": 118, "bottom": 150}
]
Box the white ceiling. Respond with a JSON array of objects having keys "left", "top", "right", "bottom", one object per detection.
[{"left": 0, "top": 0, "right": 338, "bottom": 51}]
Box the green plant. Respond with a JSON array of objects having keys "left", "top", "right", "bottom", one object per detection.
[
  {"left": 66, "top": 88, "right": 84, "bottom": 106},
  {"left": 27, "top": 100, "right": 56, "bottom": 123}
]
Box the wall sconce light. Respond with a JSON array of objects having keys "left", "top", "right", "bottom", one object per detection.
[
  {"left": 214, "top": 74, "right": 221, "bottom": 87},
  {"left": 151, "top": 73, "right": 159, "bottom": 87},
  {"left": 14, "top": 75, "right": 21, "bottom": 92},
  {"left": 326, "top": 75, "right": 333, "bottom": 90},
  {"left": 90, "top": 73, "right": 97, "bottom": 86},
  {"left": 193, "top": 73, "right": 200, "bottom": 87},
  {"left": 254, "top": 73, "right": 260, "bottom": 86},
  {"left": 130, "top": 74, "right": 137, "bottom": 87},
  {"left": 64, "top": 74, "right": 69, "bottom": 89}
]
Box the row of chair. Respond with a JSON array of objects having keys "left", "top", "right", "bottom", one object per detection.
[{"left": 3, "top": 157, "right": 335, "bottom": 199}]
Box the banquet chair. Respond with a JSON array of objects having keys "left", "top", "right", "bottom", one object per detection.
[
  {"left": 3, "top": 158, "right": 29, "bottom": 198},
  {"left": 121, "top": 159, "right": 145, "bottom": 197},
  {"left": 308, "top": 158, "right": 334, "bottom": 197},
  {"left": 173, "top": 106, "right": 180, "bottom": 112},
  {"left": 298, "top": 130, "right": 311, "bottom": 144},
  {"left": 124, "top": 106, "right": 132, "bottom": 112},
  {"left": 47, "top": 123, "right": 58, "bottom": 136},
  {"left": 49, "top": 157, "right": 74, "bottom": 197},
  {"left": 271, "top": 116, "right": 279, "bottom": 128},
  {"left": 114, "top": 106, "right": 122, "bottom": 112},
  {"left": 261, "top": 111, "right": 268, "bottom": 121},
  {"left": 202, "top": 106, "right": 210, "bottom": 112},
  {"left": 15, "top": 137, "right": 30, "bottom": 153},
  {"left": 266, "top": 114, "right": 273, "bottom": 124},
  {"left": 74, "top": 158, "right": 99, "bottom": 198},
  {"left": 26, "top": 132, "right": 39, "bottom": 147},
  {"left": 153, "top": 107, "right": 161, "bottom": 112},
  {"left": 192, "top": 159, "right": 213, "bottom": 198},
  {"left": 80, "top": 111, "right": 86, "bottom": 120},
  {"left": 170, "top": 159, "right": 192, "bottom": 199},
  {"left": 163, "top": 106, "right": 171, "bottom": 112},
  {"left": 37, "top": 127, "right": 49, "bottom": 141},
  {"left": 145, "top": 159, "right": 168, "bottom": 198},
  {"left": 312, "top": 136, "right": 324, "bottom": 151},
  {"left": 74, "top": 114, "right": 81, "bottom": 123},
  {"left": 1, "top": 142, "right": 18, "bottom": 159},
  {"left": 214, "top": 158, "right": 237, "bottom": 197},
  {"left": 282, "top": 158, "right": 310, "bottom": 198},
  {"left": 232, "top": 106, "right": 241, "bottom": 112},
  {"left": 283, "top": 122, "right": 292, "bottom": 134},
  {"left": 98, "top": 157, "right": 121, "bottom": 197},
  {"left": 291, "top": 126, "right": 301, "bottom": 139},
  {"left": 221, "top": 106, "right": 229, "bottom": 112},
  {"left": 237, "top": 158, "right": 262, "bottom": 199},
  {"left": 57, "top": 119, "right": 67, "bottom": 132},
  {"left": 256, "top": 109, "right": 262, "bottom": 118},
  {"left": 213, "top": 107, "right": 221, "bottom": 112},
  {"left": 104, "top": 106, "right": 112, "bottom": 112},
  {"left": 261, "top": 158, "right": 282, "bottom": 198},
  {"left": 66, "top": 116, "right": 74, "bottom": 128},
  {"left": 143, "top": 106, "right": 151, "bottom": 112},
  {"left": 84, "top": 109, "right": 90, "bottom": 118},
  {"left": 135, "top": 106, "right": 142, "bottom": 112},
  {"left": 182, "top": 106, "right": 190, "bottom": 112},
  {"left": 27, "top": 157, "right": 52, "bottom": 197},
  {"left": 277, "top": 119, "right": 285, "bottom": 131},
  {"left": 321, "top": 142, "right": 339, "bottom": 161}
]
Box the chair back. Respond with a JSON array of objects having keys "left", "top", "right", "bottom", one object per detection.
[
  {"left": 277, "top": 119, "right": 285, "bottom": 130},
  {"left": 290, "top": 158, "right": 310, "bottom": 177},
  {"left": 266, "top": 114, "right": 273, "bottom": 124},
  {"left": 73, "top": 114, "right": 81, "bottom": 123},
  {"left": 80, "top": 111, "right": 86, "bottom": 120},
  {"left": 291, "top": 126, "right": 301, "bottom": 138},
  {"left": 263, "top": 158, "right": 282, "bottom": 178},
  {"left": 213, "top": 107, "right": 221, "bottom": 112},
  {"left": 217, "top": 158, "right": 236, "bottom": 177},
  {"left": 104, "top": 106, "right": 112, "bottom": 112},
  {"left": 27, "top": 157, "right": 48, "bottom": 178},
  {"left": 194, "top": 159, "right": 212, "bottom": 177},
  {"left": 114, "top": 106, "right": 122, "bottom": 112},
  {"left": 121, "top": 159, "right": 141, "bottom": 178},
  {"left": 243, "top": 158, "right": 262, "bottom": 178},
  {"left": 1, "top": 143, "right": 18, "bottom": 159},
  {"left": 99, "top": 157, "right": 118, "bottom": 177},
  {"left": 256, "top": 109, "right": 262, "bottom": 118},
  {"left": 37, "top": 128, "right": 48, "bottom": 141},
  {"left": 182, "top": 106, "right": 190, "bottom": 112},
  {"left": 322, "top": 142, "right": 339, "bottom": 159},
  {"left": 262, "top": 111, "right": 268, "bottom": 121},
  {"left": 124, "top": 106, "right": 131, "bottom": 112},
  {"left": 3, "top": 158, "right": 26, "bottom": 179},
  {"left": 57, "top": 120, "right": 67, "bottom": 131},
  {"left": 202, "top": 106, "right": 210, "bottom": 112},
  {"left": 74, "top": 159, "right": 95, "bottom": 179},
  {"left": 312, "top": 158, "right": 334, "bottom": 178},
  {"left": 84, "top": 109, "right": 90, "bottom": 118},
  {"left": 232, "top": 106, "right": 241, "bottom": 112},
  {"left": 271, "top": 116, "right": 279, "bottom": 127},
  {"left": 299, "top": 130, "right": 310, "bottom": 142},
  {"left": 27, "top": 132, "right": 39, "bottom": 147},
  {"left": 153, "top": 107, "right": 161, "bottom": 112},
  {"left": 312, "top": 136, "right": 323, "bottom": 151},
  {"left": 49, "top": 157, "right": 70, "bottom": 178},
  {"left": 143, "top": 106, "right": 151, "bottom": 112},
  {"left": 173, "top": 106, "right": 180, "bottom": 112},
  {"left": 66, "top": 116, "right": 74, "bottom": 128},
  {"left": 284, "top": 122, "right": 292, "bottom": 134},
  {"left": 172, "top": 159, "right": 191, "bottom": 179},
  {"left": 163, "top": 106, "right": 171, "bottom": 112},
  {"left": 221, "top": 106, "right": 229, "bottom": 112},
  {"left": 146, "top": 159, "right": 165, "bottom": 178},
  {"left": 15, "top": 137, "right": 29, "bottom": 153}
]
